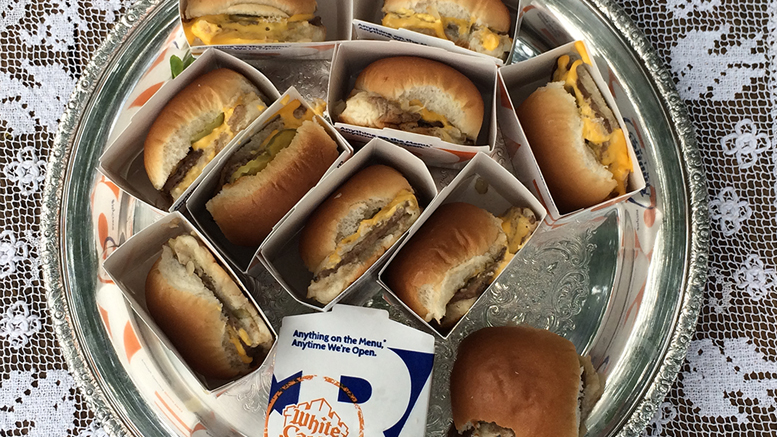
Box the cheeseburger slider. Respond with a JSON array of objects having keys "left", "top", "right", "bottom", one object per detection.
[
  {"left": 299, "top": 165, "right": 422, "bottom": 305},
  {"left": 450, "top": 326, "right": 604, "bottom": 437},
  {"left": 145, "top": 234, "right": 274, "bottom": 380},
  {"left": 385, "top": 202, "right": 537, "bottom": 329},
  {"left": 183, "top": 0, "right": 326, "bottom": 46},
  {"left": 338, "top": 56, "right": 484, "bottom": 145},
  {"left": 144, "top": 68, "right": 267, "bottom": 202},
  {"left": 516, "top": 53, "right": 632, "bottom": 213},
  {"left": 382, "top": 0, "right": 513, "bottom": 59},
  {"left": 207, "top": 100, "right": 339, "bottom": 247}
]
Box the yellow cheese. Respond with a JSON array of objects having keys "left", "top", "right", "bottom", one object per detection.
[
  {"left": 191, "top": 101, "right": 240, "bottom": 151},
  {"left": 501, "top": 214, "right": 534, "bottom": 254},
  {"left": 323, "top": 190, "right": 418, "bottom": 268},
  {"left": 553, "top": 56, "right": 631, "bottom": 196},
  {"left": 441, "top": 16, "right": 471, "bottom": 37},
  {"left": 271, "top": 99, "right": 314, "bottom": 129},
  {"left": 479, "top": 28, "right": 501, "bottom": 51},
  {"left": 185, "top": 14, "right": 314, "bottom": 45},
  {"left": 227, "top": 326, "right": 253, "bottom": 364}
]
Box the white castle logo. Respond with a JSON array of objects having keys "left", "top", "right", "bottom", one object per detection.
[{"left": 281, "top": 398, "right": 350, "bottom": 437}]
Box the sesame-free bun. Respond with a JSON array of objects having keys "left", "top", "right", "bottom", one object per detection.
[
  {"left": 450, "top": 325, "right": 583, "bottom": 437},
  {"left": 383, "top": 0, "right": 511, "bottom": 33},
  {"left": 206, "top": 119, "right": 339, "bottom": 247},
  {"left": 299, "top": 165, "right": 421, "bottom": 304},
  {"left": 185, "top": 0, "right": 317, "bottom": 19},
  {"left": 516, "top": 81, "right": 617, "bottom": 213},
  {"left": 143, "top": 68, "right": 264, "bottom": 198},
  {"left": 345, "top": 56, "right": 484, "bottom": 141},
  {"left": 145, "top": 235, "right": 273, "bottom": 380},
  {"left": 385, "top": 202, "right": 506, "bottom": 323}
]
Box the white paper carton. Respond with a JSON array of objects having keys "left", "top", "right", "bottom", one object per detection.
[
  {"left": 351, "top": 0, "right": 522, "bottom": 65},
  {"left": 497, "top": 40, "right": 646, "bottom": 221},
  {"left": 186, "top": 87, "right": 354, "bottom": 273},
  {"left": 329, "top": 40, "right": 498, "bottom": 168},
  {"left": 378, "top": 153, "right": 546, "bottom": 338},
  {"left": 265, "top": 305, "right": 435, "bottom": 437},
  {"left": 98, "top": 49, "right": 281, "bottom": 213},
  {"left": 516, "top": 1, "right": 576, "bottom": 51},
  {"left": 180, "top": 0, "right": 354, "bottom": 56},
  {"left": 102, "top": 212, "right": 276, "bottom": 391},
  {"left": 259, "top": 138, "right": 437, "bottom": 312}
]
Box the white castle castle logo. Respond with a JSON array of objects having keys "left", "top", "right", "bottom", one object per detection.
[{"left": 281, "top": 398, "right": 350, "bottom": 437}]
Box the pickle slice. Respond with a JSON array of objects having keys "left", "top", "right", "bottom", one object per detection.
[
  {"left": 190, "top": 112, "right": 225, "bottom": 144},
  {"left": 229, "top": 129, "right": 297, "bottom": 183}
]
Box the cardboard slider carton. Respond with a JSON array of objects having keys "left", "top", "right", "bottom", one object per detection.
[
  {"left": 497, "top": 40, "right": 646, "bottom": 221},
  {"left": 329, "top": 40, "right": 498, "bottom": 169},
  {"left": 351, "top": 0, "right": 522, "bottom": 65},
  {"left": 102, "top": 212, "right": 277, "bottom": 391},
  {"left": 258, "top": 138, "right": 437, "bottom": 312},
  {"left": 186, "top": 86, "right": 354, "bottom": 273},
  {"left": 180, "top": 0, "right": 354, "bottom": 56},
  {"left": 99, "top": 49, "right": 281, "bottom": 213},
  {"left": 378, "top": 152, "right": 546, "bottom": 338},
  {"left": 265, "top": 304, "right": 435, "bottom": 437}
]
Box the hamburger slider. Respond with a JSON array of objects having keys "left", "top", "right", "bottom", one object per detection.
[
  {"left": 144, "top": 68, "right": 267, "bottom": 202},
  {"left": 145, "top": 234, "right": 274, "bottom": 380},
  {"left": 207, "top": 100, "right": 339, "bottom": 247},
  {"left": 299, "top": 165, "right": 422, "bottom": 305},
  {"left": 338, "top": 56, "right": 484, "bottom": 146},
  {"left": 516, "top": 53, "right": 632, "bottom": 213},
  {"left": 183, "top": 0, "right": 326, "bottom": 46},
  {"left": 382, "top": 0, "right": 513, "bottom": 59},
  {"left": 450, "top": 325, "right": 605, "bottom": 437},
  {"left": 385, "top": 202, "right": 538, "bottom": 329}
]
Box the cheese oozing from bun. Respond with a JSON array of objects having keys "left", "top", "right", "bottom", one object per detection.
[
  {"left": 145, "top": 234, "right": 273, "bottom": 380},
  {"left": 381, "top": 0, "right": 513, "bottom": 59},
  {"left": 338, "top": 56, "right": 484, "bottom": 145},
  {"left": 183, "top": 0, "right": 326, "bottom": 45},
  {"left": 299, "top": 165, "right": 422, "bottom": 305}
]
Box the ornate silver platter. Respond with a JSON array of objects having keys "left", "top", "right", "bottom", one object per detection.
[{"left": 41, "top": 0, "right": 708, "bottom": 435}]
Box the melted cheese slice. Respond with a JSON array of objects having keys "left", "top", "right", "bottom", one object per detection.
[
  {"left": 322, "top": 190, "right": 418, "bottom": 269},
  {"left": 553, "top": 55, "right": 631, "bottom": 196},
  {"left": 184, "top": 14, "right": 314, "bottom": 45},
  {"left": 272, "top": 99, "right": 315, "bottom": 129},
  {"left": 227, "top": 325, "right": 253, "bottom": 364},
  {"left": 382, "top": 10, "right": 503, "bottom": 51}
]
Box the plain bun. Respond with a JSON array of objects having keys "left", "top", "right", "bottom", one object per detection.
[
  {"left": 207, "top": 119, "right": 339, "bottom": 247},
  {"left": 144, "top": 68, "right": 263, "bottom": 194},
  {"left": 516, "top": 81, "right": 617, "bottom": 213},
  {"left": 351, "top": 56, "right": 484, "bottom": 141},
  {"left": 450, "top": 325, "right": 583, "bottom": 437},
  {"left": 383, "top": 0, "right": 511, "bottom": 33},
  {"left": 385, "top": 202, "right": 506, "bottom": 323}
]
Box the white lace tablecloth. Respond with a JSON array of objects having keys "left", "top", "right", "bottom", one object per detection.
[{"left": 0, "top": 0, "right": 773, "bottom": 435}]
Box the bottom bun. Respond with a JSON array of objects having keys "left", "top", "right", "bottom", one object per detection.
[{"left": 451, "top": 325, "right": 602, "bottom": 437}]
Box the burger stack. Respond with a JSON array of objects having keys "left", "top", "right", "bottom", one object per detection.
[{"left": 96, "top": 0, "right": 649, "bottom": 433}]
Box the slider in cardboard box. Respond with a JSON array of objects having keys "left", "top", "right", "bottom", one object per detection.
[
  {"left": 328, "top": 40, "right": 498, "bottom": 169},
  {"left": 265, "top": 304, "right": 435, "bottom": 437},
  {"left": 351, "top": 0, "right": 522, "bottom": 65},
  {"left": 258, "top": 138, "right": 437, "bottom": 312},
  {"left": 378, "top": 152, "right": 546, "bottom": 338},
  {"left": 99, "top": 48, "right": 281, "bottom": 213},
  {"left": 102, "top": 212, "right": 276, "bottom": 392},
  {"left": 186, "top": 86, "right": 354, "bottom": 273},
  {"left": 180, "top": 0, "right": 354, "bottom": 57},
  {"left": 497, "top": 40, "right": 646, "bottom": 221}
]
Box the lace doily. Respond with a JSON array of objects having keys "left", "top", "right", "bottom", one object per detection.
[{"left": 1, "top": 0, "right": 775, "bottom": 435}]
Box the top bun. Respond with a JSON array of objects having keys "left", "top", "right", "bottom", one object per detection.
[
  {"left": 185, "top": 0, "right": 317, "bottom": 19},
  {"left": 353, "top": 56, "right": 484, "bottom": 141},
  {"left": 299, "top": 165, "right": 414, "bottom": 273},
  {"left": 516, "top": 81, "right": 617, "bottom": 213},
  {"left": 383, "top": 0, "right": 511, "bottom": 33},
  {"left": 385, "top": 202, "right": 504, "bottom": 322},
  {"left": 144, "top": 68, "right": 262, "bottom": 192},
  {"left": 450, "top": 325, "right": 582, "bottom": 437}
]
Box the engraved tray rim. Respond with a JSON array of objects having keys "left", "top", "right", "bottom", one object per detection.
[{"left": 39, "top": 0, "right": 709, "bottom": 434}]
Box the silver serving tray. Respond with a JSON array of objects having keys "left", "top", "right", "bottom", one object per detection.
[{"left": 41, "top": 0, "right": 708, "bottom": 435}]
